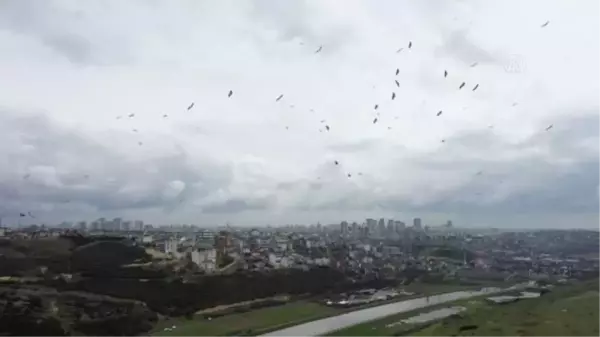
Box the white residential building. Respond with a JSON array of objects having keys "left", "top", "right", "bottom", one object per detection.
[{"left": 191, "top": 248, "right": 217, "bottom": 273}]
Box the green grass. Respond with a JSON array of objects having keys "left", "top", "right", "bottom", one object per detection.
[
  {"left": 413, "top": 280, "right": 599, "bottom": 336},
  {"left": 152, "top": 300, "right": 337, "bottom": 336},
  {"left": 326, "top": 294, "right": 487, "bottom": 336},
  {"left": 150, "top": 282, "right": 492, "bottom": 336},
  {"left": 328, "top": 280, "right": 600, "bottom": 336}
]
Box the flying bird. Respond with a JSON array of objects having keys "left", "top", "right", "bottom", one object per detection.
[
  {"left": 276, "top": 94, "right": 284, "bottom": 102},
  {"left": 374, "top": 104, "right": 379, "bottom": 110},
  {"left": 347, "top": 173, "right": 352, "bottom": 178},
  {"left": 396, "top": 47, "right": 404, "bottom": 53},
  {"left": 541, "top": 20, "right": 550, "bottom": 28},
  {"left": 459, "top": 82, "right": 466, "bottom": 89},
  {"left": 187, "top": 102, "right": 194, "bottom": 110},
  {"left": 116, "top": 116, "right": 122, "bottom": 120},
  {"left": 27, "top": 211, "right": 35, "bottom": 218},
  {"left": 132, "top": 129, "right": 138, "bottom": 132},
  {"left": 545, "top": 124, "right": 554, "bottom": 131},
  {"left": 476, "top": 171, "right": 483, "bottom": 176},
  {"left": 387, "top": 126, "right": 392, "bottom": 130},
  {"left": 441, "top": 139, "right": 446, "bottom": 143},
  {"left": 373, "top": 118, "right": 378, "bottom": 124},
  {"left": 391, "top": 92, "right": 396, "bottom": 100},
  {"left": 436, "top": 110, "right": 443, "bottom": 116},
  {"left": 470, "top": 62, "right": 479, "bottom": 68},
  {"left": 320, "top": 120, "right": 326, "bottom": 123},
  {"left": 315, "top": 45, "right": 323, "bottom": 53},
  {"left": 444, "top": 70, "right": 448, "bottom": 78},
  {"left": 408, "top": 41, "right": 412, "bottom": 49},
  {"left": 128, "top": 113, "right": 135, "bottom": 118},
  {"left": 334, "top": 161, "right": 339, "bottom": 165},
  {"left": 395, "top": 80, "right": 400, "bottom": 87},
  {"left": 472, "top": 84, "right": 479, "bottom": 91},
  {"left": 228, "top": 90, "right": 233, "bottom": 98},
  {"left": 325, "top": 125, "right": 330, "bottom": 131},
  {"left": 138, "top": 142, "right": 143, "bottom": 146},
  {"left": 163, "top": 114, "right": 168, "bottom": 118},
  {"left": 512, "top": 102, "right": 519, "bottom": 107},
  {"left": 23, "top": 174, "right": 30, "bottom": 180},
  {"left": 395, "top": 68, "right": 399, "bottom": 76}
]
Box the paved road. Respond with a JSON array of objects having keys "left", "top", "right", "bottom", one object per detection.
[{"left": 261, "top": 286, "right": 521, "bottom": 336}]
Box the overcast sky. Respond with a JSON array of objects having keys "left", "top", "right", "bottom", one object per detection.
[{"left": 0, "top": 0, "right": 598, "bottom": 228}]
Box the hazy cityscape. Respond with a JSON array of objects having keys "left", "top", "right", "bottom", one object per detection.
[
  {"left": 1, "top": 217, "right": 598, "bottom": 335},
  {"left": 0, "top": 0, "right": 598, "bottom": 336}
]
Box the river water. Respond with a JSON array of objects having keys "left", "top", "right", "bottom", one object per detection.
[{"left": 261, "top": 285, "right": 521, "bottom": 336}]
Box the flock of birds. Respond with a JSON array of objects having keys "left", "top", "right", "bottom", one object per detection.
[{"left": 16, "top": 20, "right": 556, "bottom": 219}]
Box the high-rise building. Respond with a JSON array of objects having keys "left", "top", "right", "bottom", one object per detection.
[
  {"left": 413, "top": 217, "right": 422, "bottom": 230},
  {"left": 446, "top": 220, "right": 453, "bottom": 228},
  {"left": 113, "top": 218, "right": 122, "bottom": 231},
  {"left": 90, "top": 221, "right": 99, "bottom": 231},
  {"left": 351, "top": 222, "right": 358, "bottom": 237},
  {"left": 98, "top": 218, "right": 106, "bottom": 230},
  {"left": 394, "top": 221, "right": 406, "bottom": 233},
  {"left": 387, "top": 219, "right": 394, "bottom": 234},
  {"left": 366, "top": 218, "right": 377, "bottom": 234},
  {"left": 378, "top": 218, "right": 386, "bottom": 235},
  {"left": 340, "top": 221, "right": 349, "bottom": 236},
  {"left": 134, "top": 220, "right": 144, "bottom": 231}
]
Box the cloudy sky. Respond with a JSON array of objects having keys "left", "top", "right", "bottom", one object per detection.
[{"left": 0, "top": 0, "right": 598, "bottom": 228}]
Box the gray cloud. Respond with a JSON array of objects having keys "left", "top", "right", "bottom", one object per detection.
[
  {"left": 0, "top": 107, "right": 233, "bottom": 221},
  {"left": 202, "top": 196, "right": 276, "bottom": 214},
  {"left": 0, "top": 0, "right": 597, "bottom": 228},
  {"left": 435, "top": 29, "right": 499, "bottom": 66}
]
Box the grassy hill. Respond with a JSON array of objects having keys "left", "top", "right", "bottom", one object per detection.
[
  {"left": 415, "top": 279, "right": 599, "bottom": 336},
  {"left": 327, "top": 279, "right": 599, "bottom": 336}
]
